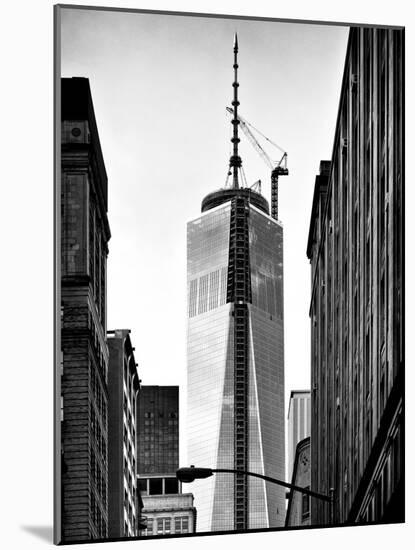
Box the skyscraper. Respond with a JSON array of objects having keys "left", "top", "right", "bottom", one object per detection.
[
  {"left": 187, "top": 35, "right": 285, "bottom": 532},
  {"left": 137, "top": 386, "right": 179, "bottom": 475},
  {"left": 287, "top": 390, "right": 311, "bottom": 481}
]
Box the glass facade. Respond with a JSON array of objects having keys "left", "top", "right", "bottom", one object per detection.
[
  {"left": 187, "top": 201, "right": 285, "bottom": 531},
  {"left": 187, "top": 204, "right": 233, "bottom": 532},
  {"left": 248, "top": 208, "right": 285, "bottom": 528}
]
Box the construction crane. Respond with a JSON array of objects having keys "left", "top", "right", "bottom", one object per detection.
[{"left": 226, "top": 107, "right": 288, "bottom": 220}]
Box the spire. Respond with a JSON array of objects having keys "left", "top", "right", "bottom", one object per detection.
[{"left": 229, "top": 32, "right": 241, "bottom": 189}]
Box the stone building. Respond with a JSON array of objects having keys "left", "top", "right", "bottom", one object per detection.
[
  {"left": 306, "top": 27, "right": 404, "bottom": 525},
  {"left": 285, "top": 437, "right": 311, "bottom": 528},
  {"left": 107, "top": 329, "right": 143, "bottom": 537},
  {"left": 287, "top": 390, "right": 311, "bottom": 482},
  {"left": 60, "top": 77, "right": 111, "bottom": 541},
  {"left": 138, "top": 475, "right": 197, "bottom": 536}
]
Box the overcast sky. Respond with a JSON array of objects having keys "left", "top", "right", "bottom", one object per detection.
[{"left": 60, "top": 7, "right": 349, "bottom": 465}]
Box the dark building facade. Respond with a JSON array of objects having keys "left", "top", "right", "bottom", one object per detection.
[
  {"left": 306, "top": 28, "right": 404, "bottom": 525},
  {"left": 107, "top": 329, "right": 142, "bottom": 537},
  {"left": 60, "top": 77, "right": 111, "bottom": 541},
  {"left": 137, "top": 386, "right": 179, "bottom": 475}
]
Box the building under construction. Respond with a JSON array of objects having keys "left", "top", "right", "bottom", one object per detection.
[{"left": 186, "top": 35, "right": 286, "bottom": 531}]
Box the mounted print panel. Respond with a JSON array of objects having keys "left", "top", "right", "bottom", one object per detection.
[{"left": 54, "top": 5, "right": 404, "bottom": 545}]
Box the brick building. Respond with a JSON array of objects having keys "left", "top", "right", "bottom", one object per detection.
[
  {"left": 107, "top": 329, "right": 143, "bottom": 537},
  {"left": 60, "top": 77, "right": 111, "bottom": 541},
  {"left": 306, "top": 27, "right": 404, "bottom": 525}
]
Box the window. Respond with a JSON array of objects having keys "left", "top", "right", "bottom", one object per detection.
[
  {"left": 138, "top": 478, "right": 147, "bottom": 494},
  {"left": 164, "top": 478, "right": 179, "bottom": 494},
  {"left": 149, "top": 478, "right": 163, "bottom": 495},
  {"left": 174, "top": 516, "right": 189, "bottom": 533},
  {"left": 145, "top": 519, "right": 153, "bottom": 535},
  {"left": 302, "top": 489, "right": 310, "bottom": 520},
  {"left": 157, "top": 517, "right": 171, "bottom": 534}
]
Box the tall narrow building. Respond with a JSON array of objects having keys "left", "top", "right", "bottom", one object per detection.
[
  {"left": 187, "top": 35, "right": 285, "bottom": 532},
  {"left": 60, "top": 77, "right": 111, "bottom": 541},
  {"left": 107, "top": 329, "right": 141, "bottom": 538},
  {"left": 307, "top": 27, "right": 404, "bottom": 525}
]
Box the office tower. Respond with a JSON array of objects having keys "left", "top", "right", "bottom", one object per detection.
[
  {"left": 60, "top": 77, "right": 111, "bottom": 541},
  {"left": 107, "top": 329, "right": 142, "bottom": 537},
  {"left": 285, "top": 437, "right": 311, "bottom": 527},
  {"left": 136, "top": 387, "right": 196, "bottom": 535},
  {"left": 187, "top": 35, "right": 285, "bottom": 532},
  {"left": 306, "top": 28, "right": 404, "bottom": 525},
  {"left": 287, "top": 390, "right": 311, "bottom": 481},
  {"left": 137, "top": 386, "right": 179, "bottom": 475}
]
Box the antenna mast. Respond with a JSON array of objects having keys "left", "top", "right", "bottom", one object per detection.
[{"left": 229, "top": 33, "right": 241, "bottom": 189}]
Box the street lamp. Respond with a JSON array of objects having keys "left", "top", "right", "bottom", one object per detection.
[{"left": 177, "top": 466, "right": 335, "bottom": 524}]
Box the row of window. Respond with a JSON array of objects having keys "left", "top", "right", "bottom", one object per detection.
[
  {"left": 89, "top": 197, "right": 106, "bottom": 325},
  {"left": 90, "top": 402, "right": 107, "bottom": 467},
  {"left": 90, "top": 448, "right": 107, "bottom": 507},
  {"left": 143, "top": 411, "right": 177, "bottom": 419},
  {"left": 138, "top": 477, "right": 179, "bottom": 496},
  {"left": 144, "top": 516, "right": 189, "bottom": 535},
  {"left": 90, "top": 367, "right": 107, "bottom": 428},
  {"left": 188, "top": 267, "right": 228, "bottom": 317},
  {"left": 90, "top": 490, "right": 107, "bottom": 538},
  {"left": 89, "top": 319, "right": 107, "bottom": 381}
]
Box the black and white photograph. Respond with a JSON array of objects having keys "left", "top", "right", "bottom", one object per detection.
[{"left": 54, "top": 3, "right": 404, "bottom": 546}]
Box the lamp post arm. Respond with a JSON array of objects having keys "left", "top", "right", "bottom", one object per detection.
[{"left": 212, "top": 468, "right": 331, "bottom": 503}]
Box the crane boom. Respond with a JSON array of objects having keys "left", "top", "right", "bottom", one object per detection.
[
  {"left": 226, "top": 107, "right": 289, "bottom": 220},
  {"left": 226, "top": 107, "right": 275, "bottom": 170}
]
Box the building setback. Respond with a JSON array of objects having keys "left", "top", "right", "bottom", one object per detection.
[
  {"left": 60, "top": 77, "right": 111, "bottom": 541},
  {"left": 107, "top": 329, "right": 142, "bottom": 537},
  {"left": 306, "top": 28, "right": 404, "bottom": 525},
  {"left": 187, "top": 36, "right": 285, "bottom": 532},
  {"left": 287, "top": 390, "right": 311, "bottom": 482}
]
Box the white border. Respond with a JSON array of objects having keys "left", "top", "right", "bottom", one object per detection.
[{"left": 1, "top": 1, "right": 411, "bottom": 549}]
